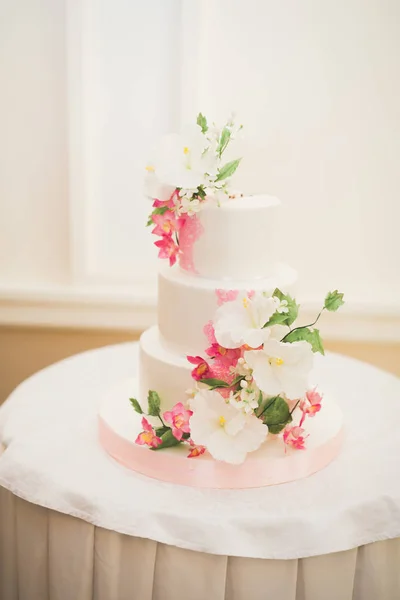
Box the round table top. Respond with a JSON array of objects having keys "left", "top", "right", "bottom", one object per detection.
[{"left": 1, "top": 342, "right": 400, "bottom": 560}]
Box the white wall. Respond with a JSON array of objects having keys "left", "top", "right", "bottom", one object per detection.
[{"left": 0, "top": 0, "right": 399, "bottom": 340}]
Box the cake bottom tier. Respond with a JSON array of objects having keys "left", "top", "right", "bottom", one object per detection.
[{"left": 98, "top": 377, "right": 344, "bottom": 489}]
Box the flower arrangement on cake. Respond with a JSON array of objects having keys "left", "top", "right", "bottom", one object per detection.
[
  {"left": 130, "top": 286, "right": 344, "bottom": 464},
  {"left": 126, "top": 113, "right": 345, "bottom": 468},
  {"left": 145, "top": 113, "right": 243, "bottom": 266}
]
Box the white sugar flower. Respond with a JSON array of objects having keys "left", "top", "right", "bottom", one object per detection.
[
  {"left": 143, "top": 170, "right": 175, "bottom": 202},
  {"left": 189, "top": 389, "right": 268, "bottom": 464},
  {"left": 214, "top": 292, "right": 281, "bottom": 349},
  {"left": 244, "top": 339, "right": 313, "bottom": 400},
  {"left": 276, "top": 299, "right": 289, "bottom": 314},
  {"left": 178, "top": 193, "right": 202, "bottom": 216},
  {"left": 229, "top": 384, "right": 260, "bottom": 415},
  {"left": 147, "top": 125, "right": 218, "bottom": 190}
]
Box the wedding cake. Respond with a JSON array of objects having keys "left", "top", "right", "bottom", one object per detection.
[{"left": 98, "top": 114, "right": 345, "bottom": 488}]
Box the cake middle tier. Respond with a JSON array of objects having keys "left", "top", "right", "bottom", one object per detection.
[
  {"left": 158, "top": 263, "right": 297, "bottom": 357},
  {"left": 140, "top": 325, "right": 193, "bottom": 413}
]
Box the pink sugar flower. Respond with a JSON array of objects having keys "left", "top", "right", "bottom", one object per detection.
[
  {"left": 187, "top": 439, "right": 206, "bottom": 458},
  {"left": 283, "top": 425, "right": 307, "bottom": 450},
  {"left": 203, "top": 321, "right": 241, "bottom": 367},
  {"left": 187, "top": 355, "right": 213, "bottom": 381},
  {"left": 153, "top": 189, "right": 179, "bottom": 209},
  {"left": 135, "top": 417, "right": 162, "bottom": 448},
  {"left": 299, "top": 388, "right": 323, "bottom": 426},
  {"left": 205, "top": 343, "right": 241, "bottom": 368},
  {"left": 215, "top": 289, "right": 239, "bottom": 306},
  {"left": 154, "top": 235, "right": 179, "bottom": 266},
  {"left": 151, "top": 210, "right": 182, "bottom": 237},
  {"left": 306, "top": 388, "right": 323, "bottom": 406},
  {"left": 163, "top": 402, "right": 193, "bottom": 441}
]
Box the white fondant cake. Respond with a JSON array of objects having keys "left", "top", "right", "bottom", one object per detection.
[
  {"left": 158, "top": 261, "right": 297, "bottom": 357},
  {"left": 140, "top": 195, "right": 297, "bottom": 412},
  {"left": 178, "top": 194, "right": 281, "bottom": 279},
  {"left": 99, "top": 113, "right": 345, "bottom": 484}
]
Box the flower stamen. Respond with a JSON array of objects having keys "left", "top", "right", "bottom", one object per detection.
[{"left": 269, "top": 357, "right": 284, "bottom": 366}]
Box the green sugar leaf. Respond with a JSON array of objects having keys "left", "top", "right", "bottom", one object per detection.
[
  {"left": 147, "top": 390, "right": 161, "bottom": 416},
  {"left": 215, "top": 158, "right": 241, "bottom": 182},
  {"left": 324, "top": 290, "right": 345, "bottom": 312},
  {"left": 217, "top": 126, "right": 231, "bottom": 157},
  {"left": 283, "top": 327, "right": 325, "bottom": 355},
  {"left": 197, "top": 113, "right": 208, "bottom": 133},
  {"left": 262, "top": 396, "right": 292, "bottom": 434},
  {"left": 151, "top": 429, "right": 181, "bottom": 450},
  {"left": 129, "top": 398, "right": 143, "bottom": 414},
  {"left": 199, "top": 378, "right": 231, "bottom": 388}
]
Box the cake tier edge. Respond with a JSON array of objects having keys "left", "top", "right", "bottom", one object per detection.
[{"left": 98, "top": 377, "right": 344, "bottom": 489}]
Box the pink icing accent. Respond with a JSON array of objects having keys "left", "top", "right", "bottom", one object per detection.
[
  {"left": 178, "top": 215, "right": 204, "bottom": 273},
  {"left": 203, "top": 321, "right": 217, "bottom": 345},
  {"left": 99, "top": 415, "right": 345, "bottom": 489},
  {"left": 215, "top": 289, "right": 239, "bottom": 306}
]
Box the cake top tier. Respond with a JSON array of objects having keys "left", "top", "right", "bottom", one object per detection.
[{"left": 145, "top": 113, "right": 282, "bottom": 278}]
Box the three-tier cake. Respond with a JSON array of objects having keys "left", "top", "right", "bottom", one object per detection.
[{"left": 99, "top": 114, "right": 345, "bottom": 488}]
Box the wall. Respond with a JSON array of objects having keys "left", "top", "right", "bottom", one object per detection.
[{"left": 0, "top": 1, "right": 399, "bottom": 346}]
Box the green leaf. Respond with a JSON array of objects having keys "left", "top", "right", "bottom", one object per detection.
[
  {"left": 268, "top": 419, "right": 292, "bottom": 435},
  {"left": 263, "top": 310, "right": 290, "bottom": 328},
  {"left": 262, "top": 396, "right": 292, "bottom": 434},
  {"left": 147, "top": 390, "right": 161, "bottom": 416},
  {"left": 231, "top": 375, "right": 246, "bottom": 387},
  {"left": 199, "top": 378, "right": 231, "bottom": 388},
  {"left": 215, "top": 158, "right": 241, "bottom": 182},
  {"left": 197, "top": 112, "right": 208, "bottom": 133},
  {"left": 263, "top": 289, "right": 299, "bottom": 328},
  {"left": 324, "top": 290, "right": 345, "bottom": 312},
  {"left": 217, "top": 127, "right": 231, "bottom": 157},
  {"left": 129, "top": 398, "right": 143, "bottom": 414},
  {"left": 196, "top": 185, "right": 207, "bottom": 199},
  {"left": 151, "top": 429, "right": 181, "bottom": 451},
  {"left": 155, "top": 425, "right": 169, "bottom": 437},
  {"left": 283, "top": 327, "right": 325, "bottom": 355}
]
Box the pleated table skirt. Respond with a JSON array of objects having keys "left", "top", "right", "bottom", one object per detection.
[{"left": 1, "top": 486, "right": 400, "bottom": 600}]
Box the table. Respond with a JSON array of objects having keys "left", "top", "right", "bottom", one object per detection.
[{"left": 1, "top": 343, "right": 400, "bottom": 600}]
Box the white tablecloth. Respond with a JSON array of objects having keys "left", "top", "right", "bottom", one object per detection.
[
  {"left": 1, "top": 485, "right": 400, "bottom": 600},
  {"left": 1, "top": 344, "right": 400, "bottom": 576}
]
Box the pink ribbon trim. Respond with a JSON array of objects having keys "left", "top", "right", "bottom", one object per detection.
[{"left": 98, "top": 416, "right": 345, "bottom": 489}]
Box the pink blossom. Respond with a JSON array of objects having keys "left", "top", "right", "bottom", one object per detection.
[
  {"left": 152, "top": 189, "right": 179, "bottom": 209},
  {"left": 205, "top": 343, "right": 241, "bottom": 368},
  {"left": 215, "top": 289, "right": 239, "bottom": 306},
  {"left": 154, "top": 235, "right": 179, "bottom": 266},
  {"left": 151, "top": 210, "right": 182, "bottom": 237},
  {"left": 187, "top": 355, "right": 213, "bottom": 381},
  {"left": 187, "top": 439, "right": 206, "bottom": 458},
  {"left": 163, "top": 402, "right": 193, "bottom": 441},
  {"left": 135, "top": 417, "right": 162, "bottom": 448},
  {"left": 203, "top": 322, "right": 241, "bottom": 368},
  {"left": 283, "top": 425, "right": 307, "bottom": 450},
  {"left": 299, "top": 388, "right": 323, "bottom": 426},
  {"left": 306, "top": 388, "right": 323, "bottom": 406}
]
